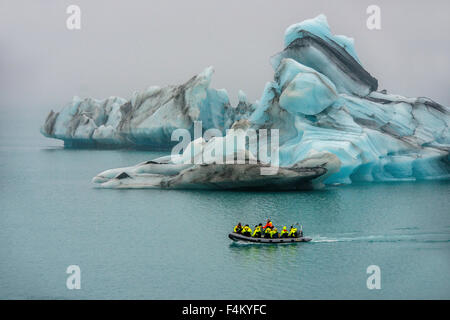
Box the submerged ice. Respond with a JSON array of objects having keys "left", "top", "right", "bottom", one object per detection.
[{"left": 42, "top": 14, "right": 449, "bottom": 188}]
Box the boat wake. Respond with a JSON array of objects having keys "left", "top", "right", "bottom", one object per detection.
[{"left": 311, "top": 230, "right": 450, "bottom": 244}]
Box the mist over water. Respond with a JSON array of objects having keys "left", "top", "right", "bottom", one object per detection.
[
  {"left": 2, "top": 0, "right": 450, "bottom": 114},
  {"left": 0, "top": 115, "right": 449, "bottom": 299}
]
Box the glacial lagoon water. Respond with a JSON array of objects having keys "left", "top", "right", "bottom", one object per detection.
[{"left": 0, "top": 113, "right": 449, "bottom": 299}]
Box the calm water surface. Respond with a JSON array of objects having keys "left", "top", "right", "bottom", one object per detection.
[{"left": 0, "top": 113, "right": 449, "bottom": 299}]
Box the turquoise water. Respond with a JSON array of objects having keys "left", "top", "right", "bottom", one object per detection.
[{"left": 0, "top": 113, "right": 449, "bottom": 299}]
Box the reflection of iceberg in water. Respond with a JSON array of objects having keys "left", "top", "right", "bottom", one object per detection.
[{"left": 42, "top": 14, "right": 449, "bottom": 188}]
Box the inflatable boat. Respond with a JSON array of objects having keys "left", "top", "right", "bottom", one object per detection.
[{"left": 228, "top": 232, "right": 312, "bottom": 243}]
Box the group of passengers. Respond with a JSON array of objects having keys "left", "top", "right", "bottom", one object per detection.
[{"left": 233, "top": 219, "right": 302, "bottom": 238}]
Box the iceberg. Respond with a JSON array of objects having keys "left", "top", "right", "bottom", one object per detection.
[
  {"left": 42, "top": 14, "right": 449, "bottom": 188},
  {"left": 271, "top": 14, "right": 378, "bottom": 96},
  {"left": 91, "top": 152, "right": 340, "bottom": 190},
  {"left": 41, "top": 67, "right": 253, "bottom": 148}
]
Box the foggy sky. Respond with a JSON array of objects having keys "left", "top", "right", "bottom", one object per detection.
[{"left": 1, "top": 0, "right": 449, "bottom": 118}]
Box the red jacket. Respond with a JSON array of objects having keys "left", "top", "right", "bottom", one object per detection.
[{"left": 263, "top": 221, "right": 273, "bottom": 229}]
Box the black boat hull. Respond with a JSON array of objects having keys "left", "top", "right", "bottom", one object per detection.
[{"left": 228, "top": 232, "right": 311, "bottom": 243}]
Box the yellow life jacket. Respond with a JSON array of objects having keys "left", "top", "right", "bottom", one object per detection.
[
  {"left": 234, "top": 225, "right": 242, "bottom": 233},
  {"left": 252, "top": 227, "right": 261, "bottom": 237},
  {"left": 270, "top": 229, "right": 278, "bottom": 238},
  {"left": 280, "top": 227, "right": 288, "bottom": 235},
  {"left": 265, "top": 227, "right": 271, "bottom": 234},
  {"left": 243, "top": 226, "right": 252, "bottom": 234},
  {"left": 288, "top": 228, "right": 298, "bottom": 236}
]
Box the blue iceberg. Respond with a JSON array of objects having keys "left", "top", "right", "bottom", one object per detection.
[
  {"left": 41, "top": 67, "right": 254, "bottom": 149},
  {"left": 41, "top": 15, "right": 449, "bottom": 188}
]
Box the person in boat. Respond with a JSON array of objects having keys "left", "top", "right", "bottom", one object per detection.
[
  {"left": 270, "top": 227, "right": 279, "bottom": 238},
  {"left": 264, "top": 225, "right": 272, "bottom": 238},
  {"left": 262, "top": 219, "right": 274, "bottom": 230},
  {"left": 233, "top": 222, "right": 243, "bottom": 233},
  {"left": 242, "top": 224, "right": 252, "bottom": 237},
  {"left": 252, "top": 225, "right": 262, "bottom": 238},
  {"left": 288, "top": 225, "right": 298, "bottom": 238},
  {"left": 280, "top": 226, "right": 289, "bottom": 238}
]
